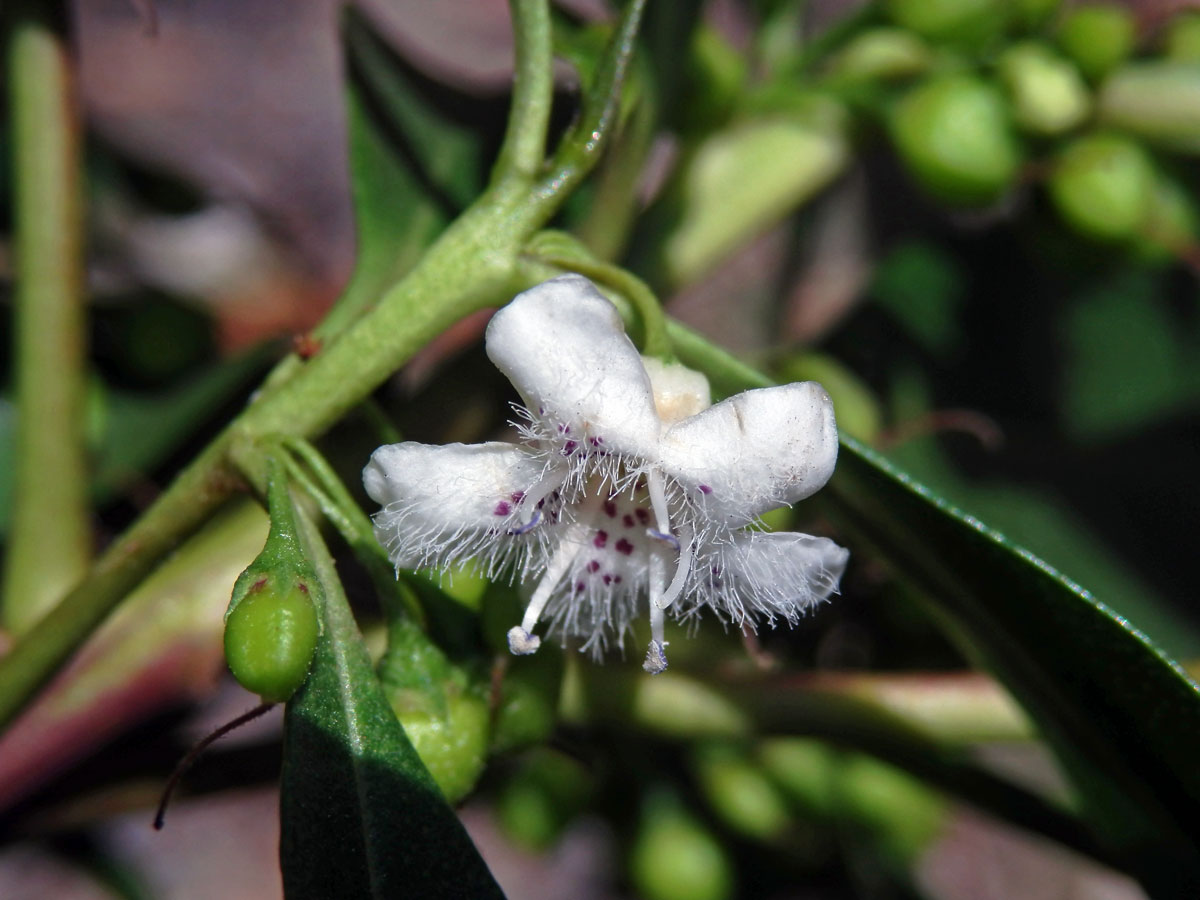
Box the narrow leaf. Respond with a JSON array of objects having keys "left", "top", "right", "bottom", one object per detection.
[
  {"left": 826, "top": 437, "right": 1200, "bottom": 887},
  {"left": 671, "top": 321, "right": 1200, "bottom": 889},
  {"left": 281, "top": 509, "right": 504, "bottom": 899}
]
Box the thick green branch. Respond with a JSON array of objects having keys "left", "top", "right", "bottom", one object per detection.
[{"left": 2, "top": 9, "right": 90, "bottom": 634}]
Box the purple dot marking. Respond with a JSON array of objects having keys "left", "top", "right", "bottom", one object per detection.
[
  {"left": 493, "top": 501, "right": 511, "bottom": 517},
  {"left": 593, "top": 530, "right": 608, "bottom": 548},
  {"left": 586, "top": 560, "right": 600, "bottom": 573},
  {"left": 602, "top": 574, "right": 613, "bottom": 585},
  {"left": 562, "top": 440, "right": 578, "bottom": 455},
  {"left": 635, "top": 508, "right": 650, "bottom": 525},
  {"left": 622, "top": 513, "right": 635, "bottom": 528},
  {"left": 615, "top": 538, "right": 634, "bottom": 556},
  {"left": 698, "top": 484, "right": 712, "bottom": 495},
  {"left": 511, "top": 491, "right": 525, "bottom": 503},
  {"left": 603, "top": 500, "right": 617, "bottom": 518}
]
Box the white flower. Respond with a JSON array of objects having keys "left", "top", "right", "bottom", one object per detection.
[{"left": 363, "top": 275, "right": 848, "bottom": 674}]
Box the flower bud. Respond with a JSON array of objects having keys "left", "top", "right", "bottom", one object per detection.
[
  {"left": 224, "top": 579, "right": 319, "bottom": 704},
  {"left": 223, "top": 457, "right": 321, "bottom": 704},
  {"left": 377, "top": 616, "right": 490, "bottom": 802},
  {"left": 998, "top": 41, "right": 1090, "bottom": 136},
  {"left": 1048, "top": 133, "right": 1154, "bottom": 241},
  {"left": 1056, "top": 4, "right": 1136, "bottom": 81},
  {"left": 890, "top": 74, "right": 1020, "bottom": 205}
]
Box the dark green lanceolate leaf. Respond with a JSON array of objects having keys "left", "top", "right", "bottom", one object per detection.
[
  {"left": 825, "top": 437, "right": 1200, "bottom": 891},
  {"left": 671, "top": 323, "right": 1200, "bottom": 889},
  {"left": 281, "top": 510, "right": 503, "bottom": 900}
]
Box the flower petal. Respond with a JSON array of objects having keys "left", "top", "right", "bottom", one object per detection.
[
  {"left": 486, "top": 275, "right": 661, "bottom": 458},
  {"left": 659, "top": 382, "right": 838, "bottom": 525},
  {"left": 363, "top": 441, "right": 549, "bottom": 574},
  {"left": 692, "top": 530, "right": 848, "bottom": 627}
]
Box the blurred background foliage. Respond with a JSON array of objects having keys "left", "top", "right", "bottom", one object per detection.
[{"left": 2, "top": 0, "right": 1200, "bottom": 898}]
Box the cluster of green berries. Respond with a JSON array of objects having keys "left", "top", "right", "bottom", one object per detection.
[{"left": 836, "top": 1, "right": 1200, "bottom": 252}]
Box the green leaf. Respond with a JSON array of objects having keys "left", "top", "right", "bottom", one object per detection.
[
  {"left": 672, "top": 322, "right": 1200, "bottom": 889},
  {"left": 281, "top": 509, "right": 503, "bottom": 899},
  {"left": 825, "top": 437, "right": 1200, "bottom": 889}
]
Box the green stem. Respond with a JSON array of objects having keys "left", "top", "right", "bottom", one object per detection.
[
  {"left": 2, "top": 8, "right": 91, "bottom": 635},
  {"left": 575, "top": 75, "right": 657, "bottom": 261},
  {"left": 536, "top": 0, "right": 649, "bottom": 201},
  {"left": 494, "top": 0, "right": 554, "bottom": 180}
]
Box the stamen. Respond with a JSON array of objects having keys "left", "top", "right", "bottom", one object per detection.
[
  {"left": 658, "top": 526, "right": 694, "bottom": 610},
  {"left": 647, "top": 529, "right": 680, "bottom": 551},
  {"left": 508, "top": 521, "right": 589, "bottom": 655},
  {"left": 643, "top": 554, "right": 669, "bottom": 673},
  {"left": 506, "top": 510, "right": 541, "bottom": 535},
  {"left": 646, "top": 468, "right": 672, "bottom": 534}
]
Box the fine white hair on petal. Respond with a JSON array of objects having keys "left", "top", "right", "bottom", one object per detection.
[
  {"left": 363, "top": 441, "right": 550, "bottom": 576},
  {"left": 485, "top": 275, "right": 662, "bottom": 460},
  {"left": 690, "top": 530, "right": 849, "bottom": 628},
  {"left": 658, "top": 382, "right": 839, "bottom": 526}
]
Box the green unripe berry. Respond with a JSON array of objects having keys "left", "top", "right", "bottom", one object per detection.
[
  {"left": 495, "top": 750, "right": 590, "bottom": 851},
  {"left": 692, "top": 744, "right": 790, "bottom": 840},
  {"left": 1098, "top": 63, "right": 1200, "bottom": 154},
  {"left": 838, "top": 755, "right": 946, "bottom": 863},
  {"left": 393, "top": 687, "right": 490, "bottom": 803},
  {"left": 828, "top": 27, "right": 932, "bottom": 85},
  {"left": 884, "top": 0, "right": 1005, "bottom": 48},
  {"left": 890, "top": 74, "right": 1020, "bottom": 205},
  {"left": 1134, "top": 167, "right": 1199, "bottom": 261},
  {"left": 1014, "top": 0, "right": 1061, "bottom": 32},
  {"left": 1048, "top": 133, "right": 1155, "bottom": 241},
  {"left": 224, "top": 581, "right": 320, "bottom": 704},
  {"left": 998, "top": 41, "right": 1090, "bottom": 136},
  {"left": 1057, "top": 5, "right": 1137, "bottom": 81},
  {"left": 630, "top": 798, "right": 734, "bottom": 900},
  {"left": 1165, "top": 12, "right": 1200, "bottom": 64}
]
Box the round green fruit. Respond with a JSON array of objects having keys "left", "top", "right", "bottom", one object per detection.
[
  {"left": 1057, "top": 5, "right": 1136, "bottom": 81},
  {"left": 884, "top": 0, "right": 1005, "bottom": 47},
  {"left": 890, "top": 74, "right": 1020, "bottom": 205},
  {"left": 1164, "top": 12, "right": 1200, "bottom": 63},
  {"left": 224, "top": 582, "right": 319, "bottom": 704},
  {"left": 998, "top": 41, "right": 1090, "bottom": 136},
  {"left": 1048, "top": 133, "right": 1155, "bottom": 241},
  {"left": 630, "top": 800, "right": 734, "bottom": 900}
]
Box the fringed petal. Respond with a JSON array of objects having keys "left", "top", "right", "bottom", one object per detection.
[
  {"left": 659, "top": 382, "right": 838, "bottom": 525},
  {"left": 687, "top": 530, "right": 848, "bottom": 628},
  {"left": 486, "top": 275, "right": 662, "bottom": 460},
  {"left": 363, "top": 441, "right": 550, "bottom": 577}
]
